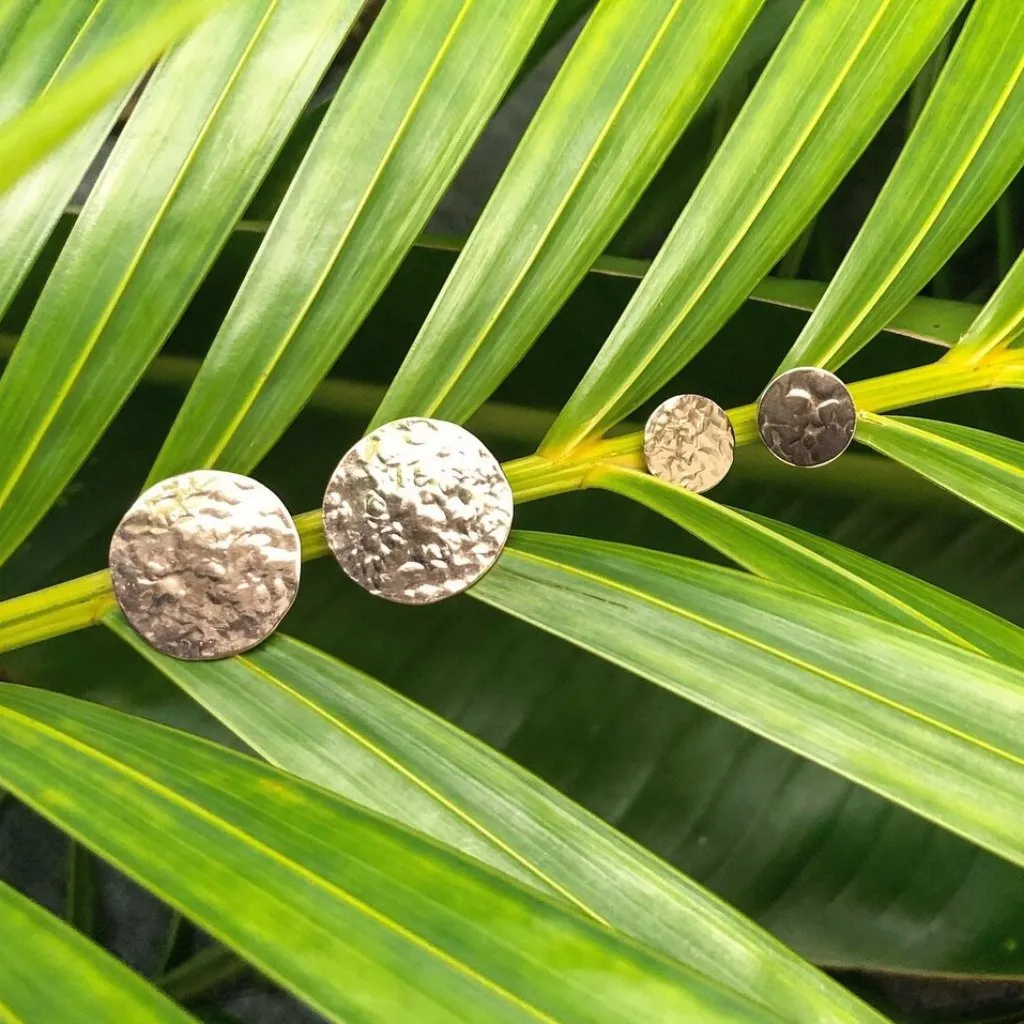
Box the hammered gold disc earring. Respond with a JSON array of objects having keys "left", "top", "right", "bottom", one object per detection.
[
  {"left": 757, "top": 367, "right": 856, "bottom": 468},
  {"left": 322, "top": 417, "right": 514, "bottom": 605},
  {"left": 109, "top": 470, "right": 301, "bottom": 660},
  {"left": 643, "top": 394, "right": 735, "bottom": 493}
]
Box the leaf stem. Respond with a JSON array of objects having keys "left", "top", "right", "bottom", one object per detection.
[{"left": 0, "top": 352, "right": 1019, "bottom": 654}]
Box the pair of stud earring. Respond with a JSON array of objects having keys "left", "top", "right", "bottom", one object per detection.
[
  {"left": 644, "top": 367, "right": 856, "bottom": 490},
  {"left": 109, "top": 417, "right": 513, "bottom": 662}
]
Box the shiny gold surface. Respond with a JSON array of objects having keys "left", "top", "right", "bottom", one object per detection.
[
  {"left": 109, "top": 471, "right": 300, "bottom": 660},
  {"left": 323, "top": 417, "right": 514, "bottom": 605},
  {"left": 643, "top": 395, "right": 735, "bottom": 493},
  {"left": 757, "top": 367, "right": 856, "bottom": 468}
]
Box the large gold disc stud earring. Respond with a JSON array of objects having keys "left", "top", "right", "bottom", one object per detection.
[
  {"left": 643, "top": 394, "right": 735, "bottom": 493},
  {"left": 757, "top": 367, "right": 856, "bottom": 468},
  {"left": 109, "top": 471, "right": 301, "bottom": 660},
  {"left": 322, "top": 417, "right": 514, "bottom": 605}
]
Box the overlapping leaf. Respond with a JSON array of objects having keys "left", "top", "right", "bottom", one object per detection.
[
  {"left": 0, "top": 878, "right": 196, "bottom": 1023},
  {"left": 857, "top": 415, "right": 1024, "bottom": 534},
  {"left": 369, "top": 0, "right": 766, "bottom": 428},
  {"left": 106, "top": 619, "right": 887, "bottom": 1024},
  {"left": 475, "top": 533, "right": 1024, "bottom": 869},
  {"left": 149, "top": 0, "right": 559, "bottom": 482},
  {"left": 947, "top": 247, "right": 1024, "bottom": 363},
  {"left": 0, "top": 0, "right": 364, "bottom": 570},
  {"left": 594, "top": 464, "right": 1024, "bottom": 667},
  {"left": 0, "top": 0, "right": 183, "bottom": 317},
  {"left": 0, "top": 684, "right": 786, "bottom": 1024},
  {"left": 540, "top": 0, "right": 968, "bottom": 454},
  {"left": 0, "top": 0, "right": 221, "bottom": 197},
  {"left": 779, "top": 0, "right": 1024, "bottom": 371}
]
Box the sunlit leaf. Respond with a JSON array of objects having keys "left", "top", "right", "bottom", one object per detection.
[
  {"left": 0, "top": 0, "right": 364, "bottom": 569},
  {"left": 0, "top": 684, "right": 788, "bottom": 1024},
  {"left": 370, "top": 0, "right": 766, "bottom": 428},
  {"left": 106, "top": 619, "right": 888, "bottom": 1024},
  {"left": 779, "top": 0, "right": 1024, "bottom": 371},
  {"left": 149, "top": 0, "right": 559, "bottom": 482},
  {"left": 540, "top": 0, "right": 967, "bottom": 454}
]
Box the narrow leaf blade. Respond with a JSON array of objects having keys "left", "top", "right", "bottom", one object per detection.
[
  {"left": 594, "top": 464, "right": 1024, "bottom": 667},
  {"left": 370, "top": 0, "right": 766, "bottom": 428},
  {"left": 856, "top": 414, "right": 1024, "bottom": 534},
  {"left": 149, "top": 0, "right": 559, "bottom": 481},
  {"left": 780, "top": 0, "right": 1024, "bottom": 371},
  {"left": 541, "top": 0, "right": 968, "bottom": 453},
  {"left": 0, "top": 878, "right": 197, "bottom": 1024},
  {"left": 0, "top": 0, "right": 363, "bottom": 568},
  {"left": 474, "top": 533, "right": 1024, "bottom": 870}
]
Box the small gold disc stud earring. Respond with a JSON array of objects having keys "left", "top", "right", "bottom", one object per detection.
[
  {"left": 109, "top": 471, "right": 301, "bottom": 660},
  {"left": 322, "top": 417, "right": 514, "bottom": 605},
  {"left": 757, "top": 367, "right": 856, "bottom": 468},
  {"left": 643, "top": 394, "right": 735, "bottom": 493}
]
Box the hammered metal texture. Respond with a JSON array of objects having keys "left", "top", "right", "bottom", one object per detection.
[
  {"left": 323, "top": 417, "right": 514, "bottom": 605},
  {"left": 643, "top": 394, "right": 735, "bottom": 493},
  {"left": 757, "top": 367, "right": 856, "bottom": 468},
  {"left": 109, "top": 471, "right": 300, "bottom": 660}
]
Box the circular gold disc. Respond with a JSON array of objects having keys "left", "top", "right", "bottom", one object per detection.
[
  {"left": 643, "top": 394, "right": 735, "bottom": 493},
  {"left": 322, "top": 417, "right": 514, "bottom": 605},
  {"left": 757, "top": 367, "right": 856, "bottom": 468},
  {"left": 109, "top": 471, "right": 300, "bottom": 660}
]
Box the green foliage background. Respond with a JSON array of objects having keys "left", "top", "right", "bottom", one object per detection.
[{"left": 0, "top": 0, "right": 1022, "bottom": 1021}]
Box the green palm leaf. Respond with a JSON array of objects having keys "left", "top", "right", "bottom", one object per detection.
[
  {"left": 104, "top": 619, "right": 886, "bottom": 1024},
  {"left": 476, "top": 533, "right": 1024, "bottom": 868},
  {"left": 0, "top": 0, "right": 364, "bottom": 571},
  {"left": 779, "top": 0, "right": 1024, "bottom": 371},
  {"left": 593, "top": 463, "right": 1024, "bottom": 664},
  {"left": 369, "top": 0, "right": 766, "bottom": 428},
  {"left": 0, "top": 0, "right": 221, "bottom": 196},
  {"left": 947, "top": 247, "right": 1024, "bottom": 363},
  {"left": 0, "top": 683, "right": 788, "bottom": 1024},
  {"left": 857, "top": 415, "right": 1024, "bottom": 534},
  {"left": 540, "top": 0, "right": 967, "bottom": 454},
  {"left": 0, "top": 877, "right": 197, "bottom": 1023},
  {"left": 148, "top": 0, "right": 558, "bottom": 481}
]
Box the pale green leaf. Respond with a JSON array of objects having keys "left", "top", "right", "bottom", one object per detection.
[
  {"left": 0, "top": 0, "right": 363, "bottom": 569},
  {"left": 856, "top": 414, "right": 1024, "bottom": 534},
  {"left": 0, "top": 0, "right": 222, "bottom": 196},
  {"left": 475, "top": 533, "right": 1024, "bottom": 870},
  {"left": 106, "top": 619, "right": 887, "bottom": 1024},
  {"left": 149, "top": 0, "right": 559, "bottom": 482},
  {"left": 370, "top": 0, "right": 766, "bottom": 428},
  {"left": 0, "top": 684, "right": 786, "bottom": 1024},
  {"left": 947, "top": 247, "right": 1024, "bottom": 363},
  {"left": 0, "top": 878, "right": 197, "bottom": 1023},
  {"left": 540, "top": 0, "right": 968, "bottom": 453},
  {"left": 779, "top": 0, "right": 1024, "bottom": 371}
]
